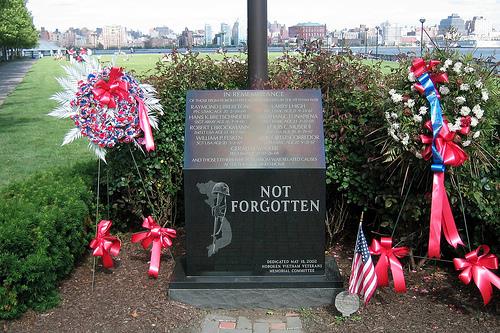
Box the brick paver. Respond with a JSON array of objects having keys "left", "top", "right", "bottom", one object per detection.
[{"left": 198, "top": 313, "right": 304, "bottom": 333}]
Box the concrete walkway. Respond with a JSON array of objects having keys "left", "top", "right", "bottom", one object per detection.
[
  {"left": 199, "top": 313, "right": 304, "bottom": 333},
  {"left": 0, "top": 59, "right": 37, "bottom": 107}
]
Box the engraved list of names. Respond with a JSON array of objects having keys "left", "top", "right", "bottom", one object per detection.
[{"left": 184, "top": 89, "right": 325, "bottom": 169}]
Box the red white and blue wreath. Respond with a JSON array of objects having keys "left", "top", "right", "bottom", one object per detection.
[{"left": 49, "top": 55, "right": 162, "bottom": 160}]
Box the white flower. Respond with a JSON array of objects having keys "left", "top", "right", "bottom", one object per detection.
[
  {"left": 408, "top": 72, "right": 416, "bottom": 82},
  {"left": 391, "top": 123, "right": 400, "bottom": 129},
  {"left": 391, "top": 112, "right": 398, "bottom": 119},
  {"left": 413, "top": 114, "right": 423, "bottom": 122},
  {"left": 459, "top": 83, "right": 470, "bottom": 91},
  {"left": 481, "top": 89, "right": 489, "bottom": 101},
  {"left": 389, "top": 89, "right": 396, "bottom": 95},
  {"left": 440, "top": 66, "right": 447, "bottom": 72},
  {"left": 470, "top": 117, "right": 479, "bottom": 127},
  {"left": 448, "top": 123, "right": 462, "bottom": 132},
  {"left": 401, "top": 134, "right": 410, "bottom": 146},
  {"left": 475, "top": 80, "right": 483, "bottom": 88},
  {"left": 391, "top": 93, "right": 403, "bottom": 103},
  {"left": 473, "top": 131, "right": 481, "bottom": 139},
  {"left": 463, "top": 140, "right": 471, "bottom": 147},
  {"left": 444, "top": 59, "right": 453, "bottom": 67},
  {"left": 455, "top": 96, "right": 466, "bottom": 105},
  {"left": 439, "top": 86, "right": 450, "bottom": 95},
  {"left": 415, "top": 152, "right": 423, "bottom": 159},
  {"left": 419, "top": 106, "right": 428, "bottom": 115},
  {"left": 405, "top": 99, "right": 415, "bottom": 108},
  {"left": 460, "top": 106, "right": 471, "bottom": 116},
  {"left": 472, "top": 105, "right": 484, "bottom": 119},
  {"left": 389, "top": 129, "right": 399, "bottom": 141},
  {"left": 410, "top": 85, "right": 416, "bottom": 92},
  {"left": 385, "top": 112, "right": 391, "bottom": 119},
  {"left": 464, "top": 66, "right": 475, "bottom": 73},
  {"left": 453, "top": 62, "right": 463, "bottom": 73}
]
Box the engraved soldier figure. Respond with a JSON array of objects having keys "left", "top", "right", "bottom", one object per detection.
[{"left": 208, "top": 182, "right": 232, "bottom": 257}]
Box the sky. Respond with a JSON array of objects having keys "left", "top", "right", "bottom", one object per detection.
[{"left": 26, "top": 0, "right": 500, "bottom": 33}]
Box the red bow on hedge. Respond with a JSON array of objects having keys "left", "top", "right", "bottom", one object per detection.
[
  {"left": 89, "top": 220, "right": 121, "bottom": 268},
  {"left": 453, "top": 245, "right": 500, "bottom": 305},
  {"left": 131, "top": 216, "right": 176, "bottom": 278},
  {"left": 369, "top": 237, "right": 410, "bottom": 293},
  {"left": 92, "top": 67, "right": 129, "bottom": 109},
  {"left": 411, "top": 59, "right": 448, "bottom": 97},
  {"left": 420, "top": 120, "right": 468, "bottom": 166}
]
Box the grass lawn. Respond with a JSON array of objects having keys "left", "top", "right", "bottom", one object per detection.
[
  {"left": 0, "top": 53, "right": 397, "bottom": 188},
  {"left": 0, "top": 58, "right": 95, "bottom": 188}
]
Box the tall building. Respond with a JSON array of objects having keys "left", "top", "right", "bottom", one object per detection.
[
  {"left": 204, "top": 24, "right": 213, "bottom": 46},
  {"left": 288, "top": 23, "right": 327, "bottom": 42},
  {"left": 468, "top": 16, "right": 492, "bottom": 37},
  {"left": 380, "top": 21, "right": 402, "bottom": 46},
  {"left": 154, "top": 26, "right": 174, "bottom": 37},
  {"left": 220, "top": 23, "right": 231, "bottom": 45},
  {"left": 439, "top": 14, "right": 466, "bottom": 35},
  {"left": 178, "top": 28, "right": 193, "bottom": 48},
  {"left": 231, "top": 20, "right": 239, "bottom": 46},
  {"left": 40, "top": 27, "right": 50, "bottom": 40},
  {"left": 193, "top": 30, "right": 205, "bottom": 46},
  {"left": 102, "top": 25, "right": 127, "bottom": 49}
]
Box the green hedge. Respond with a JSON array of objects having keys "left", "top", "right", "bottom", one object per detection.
[
  {"left": 0, "top": 163, "right": 95, "bottom": 319},
  {"left": 106, "top": 49, "right": 499, "bottom": 253}
]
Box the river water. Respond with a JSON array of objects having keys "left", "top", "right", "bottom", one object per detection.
[{"left": 94, "top": 46, "right": 499, "bottom": 61}]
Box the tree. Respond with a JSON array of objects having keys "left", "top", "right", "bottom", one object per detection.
[{"left": 0, "top": 0, "right": 38, "bottom": 61}]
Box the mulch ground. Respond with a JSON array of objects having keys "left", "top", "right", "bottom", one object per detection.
[{"left": 2, "top": 230, "right": 499, "bottom": 333}]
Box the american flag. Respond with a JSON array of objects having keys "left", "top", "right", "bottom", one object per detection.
[{"left": 348, "top": 222, "right": 377, "bottom": 304}]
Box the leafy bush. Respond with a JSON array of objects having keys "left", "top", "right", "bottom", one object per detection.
[
  {"left": 106, "top": 51, "right": 247, "bottom": 228},
  {"left": 0, "top": 163, "right": 95, "bottom": 319}
]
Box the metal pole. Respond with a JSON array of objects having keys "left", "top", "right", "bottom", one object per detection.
[
  {"left": 248, "top": 0, "right": 268, "bottom": 89},
  {"left": 375, "top": 26, "right": 379, "bottom": 58},
  {"left": 420, "top": 18, "right": 426, "bottom": 57},
  {"left": 364, "top": 28, "right": 368, "bottom": 54}
]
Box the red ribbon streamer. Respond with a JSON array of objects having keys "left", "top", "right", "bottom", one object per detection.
[
  {"left": 453, "top": 245, "right": 500, "bottom": 305},
  {"left": 421, "top": 120, "right": 466, "bottom": 257},
  {"left": 131, "top": 216, "right": 176, "bottom": 278},
  {"left": 369, "top": 237, "right": 410, "bottom": 292},
  {"left": 92, "top": 67, "right": 130, "bottom": 109},
  {"left": 137, "top": 98, "right": 155, "bottom": 151},
  {"left": 89, "top": 220, "right": 121, "bottom": 268}
]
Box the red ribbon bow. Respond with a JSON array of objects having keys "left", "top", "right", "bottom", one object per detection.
[
  {"left": 420, "top": 120, "right": 468, "bottom": 166},
  {"left": 369, "top": 237, "right": 410, "bottom": 293},
  {"left": 131, "top": 216, "right": 176, "bottom": 278},
  {"left": 411, "top": 58, "right": 449, "bottom": 97},
  {"left": 453, "top": 245, "right": 500, "bottom": 305},
  {"left": 92, "top": 67, "right": 130, "bottom": 109},
  {"left": 89, "top": 220, "right": 121, "bottom": 268},
  {"left": 421, "top": 120, "right": 466, "bottom": 258}
]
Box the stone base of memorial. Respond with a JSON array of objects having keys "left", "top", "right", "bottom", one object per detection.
[
  {"left": 168, "top": 90, "right": 343, "bottom": 308},
  {"left": 168, "top": 256, "right": 342, "bottom": 308}
]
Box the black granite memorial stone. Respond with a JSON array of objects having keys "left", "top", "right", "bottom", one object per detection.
[
  {"left": 184, "top": 89, "right": 325, "bottom": 275},
  {"left": 169, "top": 89, "right": 343, "bottom": 307}
]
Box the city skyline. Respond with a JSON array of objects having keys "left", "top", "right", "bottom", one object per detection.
[{"left": 27, "top": 0, "right": 500, "bottom": 33}]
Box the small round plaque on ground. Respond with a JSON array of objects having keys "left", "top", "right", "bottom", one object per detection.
[{"left": 335, "top": 291, "right": 360, "bottom": 317}]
